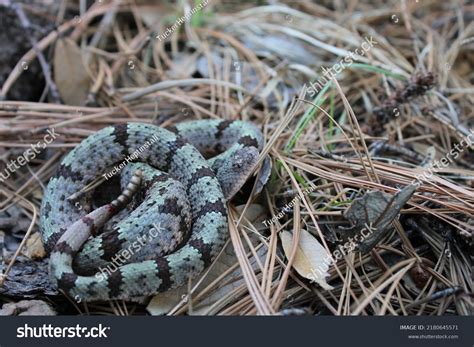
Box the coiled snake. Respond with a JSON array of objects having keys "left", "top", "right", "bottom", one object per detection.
[{"left": 40, "top": 120, "right": 264, "bottom": 302}]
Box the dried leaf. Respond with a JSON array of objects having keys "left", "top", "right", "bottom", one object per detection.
[
  {"left": 136, "top": 6, "right": 165, "bottom": 27},
  {"left": 146, "top": 286, "right": 187, "bottom": 316},
  {"left": 23, "top": 232, "right": 46, "bottom": 259},
  {"left": 280, "top": 229, "right": 333, "bottom": 290},
  {"left": 342, "top": 184, "right": 417, "bottom": 253},
  {"left": 241, "top": 35, "right": 315, "bottom": 65},
  {"left": 168, "top": 54, "right": 198, "bottom": 79},
  {"left": 54, "top": 38, "right": 91, "bottom": 105},
  {"left": 234, "top": 203, "right": 267, "bottom": 227}
]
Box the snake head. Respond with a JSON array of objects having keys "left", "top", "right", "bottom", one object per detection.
[{"left": 216, "top": 146, "right": 260, "bottom": 200}]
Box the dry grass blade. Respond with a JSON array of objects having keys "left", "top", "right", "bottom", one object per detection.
[{"left": 0, "top": 0, "right": 471, "bottom": 316}]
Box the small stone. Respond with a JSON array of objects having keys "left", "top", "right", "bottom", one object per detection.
[{"left": 0, "top": 300, "right": 56, "bottom": 316}]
